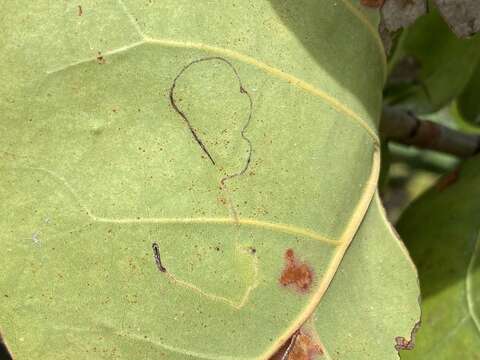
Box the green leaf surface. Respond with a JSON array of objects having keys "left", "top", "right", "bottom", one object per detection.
[
  {"left": 457, "top": 61, "right": 480, "bottom": 128},
  {"left": 397, "top": 155, "right": 480, "bottom": 359},
  {"left": 385, "top": 8, "right": 480, "bottom": 114},
  {"left": 0, "top": 1, "right": 417, "bottom": 359},
  {"left": 311, "top": 194, "right": 420, "bottom": 359}
]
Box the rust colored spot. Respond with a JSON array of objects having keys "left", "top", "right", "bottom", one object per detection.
[
  {"left": 271, "top": 330, "right": 323, "bottom": 360},
  {"left": 78, "top": 5, "right": 83, "bottom": 16},
  {"left": 280, "top": 249, "right": 313, "bottom": 292},
  {"left": 436, "top": 168, "right": 460, "bottom": 192},
  {"left": 395, "top": 321, "right": 420, "bottom": 351},
  {"left": 361, "top": 0, "right": 384, "bottom": 7},
  {"left": 96, "top": 52, "right": 106, "bottom": 65},
  {"left": 289, "top": 332, "right": 323, "bottom": 360}
]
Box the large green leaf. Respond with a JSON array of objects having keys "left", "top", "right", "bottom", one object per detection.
[
  {"left": 397, "top": 155, "right": 480, "bottom": 359},
  {"left": 0, "top": 1, "right": 418, "bottom": 358},
  {"left": 385, "top": 7, "right": 480, "bottom": 114}
]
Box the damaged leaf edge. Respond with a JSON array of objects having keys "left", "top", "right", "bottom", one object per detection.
[{"left": 374, "top": 194, "right": 422, "bottom": 356}]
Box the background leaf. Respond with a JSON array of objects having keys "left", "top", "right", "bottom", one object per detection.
[
  {"left": 457, "top": 62, "right": 480, "bottom": 128},
  {"left": 397, "top": 155, "right": 480, "bottom": 359},
  {"left": 385, "top": 8, "right": 480, "bottom": 114}
]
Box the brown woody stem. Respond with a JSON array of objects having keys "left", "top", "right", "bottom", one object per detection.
[{"left": 380, "top": 107, "right": 480, "bottom": 158}]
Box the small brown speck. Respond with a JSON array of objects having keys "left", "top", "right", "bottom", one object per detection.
[
  {"left": 78, "top": 5, "right": 83, "bottom": 16},
  {"left": 96, "top": 52, "right": 106, "bottom": 65}
]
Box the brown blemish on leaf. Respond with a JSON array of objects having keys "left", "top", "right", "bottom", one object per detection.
[
  {"left": 78, "top": 5, "right": 83, "bottom": 16},
  {"left": 361, "top": 0, "right": 385, "bottom": 8},
  {"left": 289, "top": 332, "right": 324, "bottom": 360},
  {"left": 280, "top": 249, "right": 313, "bottom": 292},
  {"left": 96, "top": 52, "right": 106, "bottom": 65},
  {"left": 395, "top": 321, "right": 420, "bottom": 351},
  {"left": 436, "top": 168, "right": 460, "bottom": 192},
  {"left": 270, "top": 329, "right": 323, "bottom": 360}
]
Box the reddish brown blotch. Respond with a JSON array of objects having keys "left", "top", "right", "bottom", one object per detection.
[
  {"left": 280, "top": 249, "right": 313, "bottom": 292},
  {"left": 289, "top": 332, "right": 324, "bottom": 360},
  {"left": 270, "top": 329, "right": 324, "bottom": 360}
]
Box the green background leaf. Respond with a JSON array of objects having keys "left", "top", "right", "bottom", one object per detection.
[
  {"left": 397, "top": 155, "right": 480, "bottom": 359},
  {"left": 457, "top": 62, "right": 480, "bottom": 128},
  {"left": 385, "top": 8, "right": 480, "bottom": 114}
]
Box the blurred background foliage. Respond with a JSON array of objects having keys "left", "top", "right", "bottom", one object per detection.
[{"left": 381, "top": 2, "right": 480, "bottom": 358}]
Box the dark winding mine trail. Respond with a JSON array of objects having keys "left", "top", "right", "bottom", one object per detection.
[{"left": 168, "top": 56, "right": 253, "bottom": 182}]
